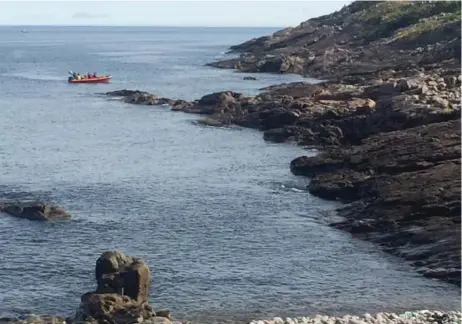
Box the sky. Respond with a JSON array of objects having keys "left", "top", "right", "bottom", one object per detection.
[{"left": 0, "top": 1, "right": 353, "bottom": 27}]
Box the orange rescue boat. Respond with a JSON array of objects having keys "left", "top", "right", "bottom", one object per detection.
[{"left": 68, "top": 75, "right": 112, "bottom": 84}]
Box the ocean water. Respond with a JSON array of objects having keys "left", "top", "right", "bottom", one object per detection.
[{"left": 0, "top": 26, "right": 459, "bottom": 324}]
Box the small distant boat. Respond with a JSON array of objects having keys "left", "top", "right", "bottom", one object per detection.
[{"left": 68, "top": 75, "right": 112, "bottom": 84}]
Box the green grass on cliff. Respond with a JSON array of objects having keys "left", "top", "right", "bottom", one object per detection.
[
  {"left": 393, "top": 10, "right": 461, "bottom": 40},
  {"left": 349, "top": 1, "right": 461, "bottom": 41}
]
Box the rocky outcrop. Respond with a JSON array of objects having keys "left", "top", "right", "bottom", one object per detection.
[
  {"left": 106, "top": 67, "right": 461, "bottom": 148},
  {"left": 1, "top": 252, "right": 173, "bottom": 324},
  {"left": 0, "top": 202, "right": 71, "bottom": 221},
  {"left": 74, "top": 251, "right": 172, "bottom": 324},
  {"left": 207, "top": 2, "right": 461, "bottom": 79},
  {"left": 94, "top": 251, "right": 151, "bottom": 303}
]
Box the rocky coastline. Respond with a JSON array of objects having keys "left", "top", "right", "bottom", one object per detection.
[
  {"left": 104, "top": 1, "right": 461, "bottom": 286},
  {"left": 2, "top": 1, "right": 461, "bottom": 323},
  {"left": 104, "top": 66, "right": 461, "bottom": 286}
]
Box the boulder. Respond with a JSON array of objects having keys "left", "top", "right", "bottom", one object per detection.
[
  {"left": 106, "top": 90, "right": 144, "bottom": 97},
  {"left": 95, "top": 251, "right": 151, "bottom": 303},
  {"left": 428, "top": 96, "right": 450, "bottom": 109},
  {"left": 259, "top": 108, "right": 300, "bottom": 130},
  {"left": 348, "top": 98, "right": 376, "bottom": 113},
  {"left": 363, "top": 82, "right": 399, "bottom": 100},
  {"left": 198, "top": 91, "right": 242, "bottom": 106},
  {"left": 396, "top": 78, "right": 421, "bottom": 92},
  {"left": 75, "top": 293, "right": 155, "bottom": 324},
  {"left": 0, "top": 202, "right": 71, "bottom": 221},
  {"left": 124, "top": 93, "right": 158, "bottom": 105},
  {"left": 74, "top": 251, "right": 165, "bottom": 324}
]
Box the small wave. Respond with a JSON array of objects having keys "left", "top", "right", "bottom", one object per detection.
[
  {"left": 280, "top": 184, "right": 306, "bottom": 193},
  {"left": 0, "top": 72, "right": 64, "bottom": 82},
  {"left": 272, "top": 181, "right": 308, "bottom": 193}
]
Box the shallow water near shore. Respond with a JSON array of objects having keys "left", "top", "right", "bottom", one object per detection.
[{"left": 0, "top": 26, "right": 460, "bottom": 323}]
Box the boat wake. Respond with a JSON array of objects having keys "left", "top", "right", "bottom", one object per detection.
[{"left": 0, "top": 72, "right": 63, "bottom": 82}]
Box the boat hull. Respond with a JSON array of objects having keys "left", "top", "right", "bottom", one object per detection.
[{"left": 69, "top": 76, "right": 112, "bottom": 84}]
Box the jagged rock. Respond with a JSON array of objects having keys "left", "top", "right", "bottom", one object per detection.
[
  {"left": 75, "top": 293, "right": 155, "bottom": 324},
  {"left": 95, "top": 251, "right": 151, "bottom": 303},
  {"left": 292, "top": 120, "right": 461, "bottom": 286},
  {"left": 74, "top": 252, "right": 162, "bottom": 324}
]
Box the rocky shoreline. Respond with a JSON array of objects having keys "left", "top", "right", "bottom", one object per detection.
[
  {"left": 104, "top": 61, "right": 461, "bottom": 286},
  {"left": 2, "top": 1, "right": 460, "bottom": 322}
]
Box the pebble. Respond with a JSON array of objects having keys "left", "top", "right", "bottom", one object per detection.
[{"left": 247, "top": 310, "right": 462, "bottom": 324}]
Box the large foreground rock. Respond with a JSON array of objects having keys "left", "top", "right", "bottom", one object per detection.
[
  {"left": 75, "top": 251, "right": 172, "bottom": 324},
  {"left": 0, "top": 202, "right": 71, "bottom": 221},
  {"left": 75, "top": 292, "right": 155, "bottom": 324},
  {"left": 95, "top": 251, "right": 151, "bottom": 303}
]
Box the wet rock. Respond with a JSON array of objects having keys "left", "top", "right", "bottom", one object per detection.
[
  {"left": 243, "top": 76, "right": 257, "bottom": 80},
  {"left": 154, "top": 311, "right": 171, "bottom": 320},
  {"left": 292, "top": 120, "right": 461, "bottom": 286},
  {"left": 106, "top": 90, "right": 143, "bottom": 97},
  {"left": 196, "top": 118, "right": 227, "bottom": 127},
  {"left": 0, "top": 202, "right": 71, "bottom": 221}
]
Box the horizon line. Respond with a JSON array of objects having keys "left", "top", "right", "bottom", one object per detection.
[{"left": 0, "top": 24, "right": 286, "bottom": 28}]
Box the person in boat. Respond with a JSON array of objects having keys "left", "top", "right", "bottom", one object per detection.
[
  {"left": 72, "top": 72, "right": 77, "bottom": 79},
  {"left": 76, "top": 73, "right": 82, "bottom": 80},
  {"left": 86, "top": 72, "right": 92, "bottom": 79},
  {"left": 93, "top": 72, "right": 97, "bottom": 78}
]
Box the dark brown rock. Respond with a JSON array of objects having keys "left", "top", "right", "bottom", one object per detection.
[
  {"left": 106, "top": 90, "right": 143, "bottom": 97},
  {"left": 74, "top": 252, "right": 163, "bottom": 324},
  {"left": 75, "top": 293, "right": 155, "bottom": 324},
  {"left": 95, "top": 251, "right": 151, "bottom": 303},
  {"left": 0, "top": 202, "right": 71, "bottom": 221},
  {"left": 292, "top": 120, "right": 461, "bottom": 286}
]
